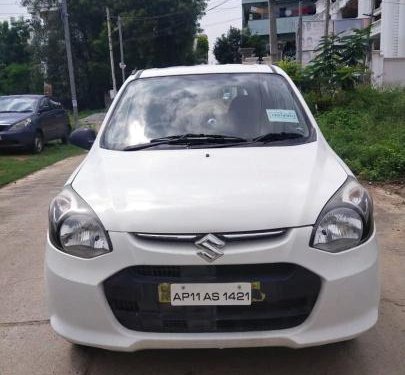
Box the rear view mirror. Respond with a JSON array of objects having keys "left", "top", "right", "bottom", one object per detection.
[{"left": 69, "top": 127, "right": 96, "bottom": 150}]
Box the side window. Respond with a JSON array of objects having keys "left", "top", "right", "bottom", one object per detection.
[
  {"left": 39, "top": 98, "right": 51, "bottom": 111},
  {"left": 50, "top": 100, "right": 61, "bottom": 109}
]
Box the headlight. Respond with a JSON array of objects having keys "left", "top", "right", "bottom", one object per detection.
[
  {"left": 48, "top": 186, "right": 112, "bottom": 258},
  {"left": 11, "top": 118, "right": 32, "bottom": 131},
  {"left": 310, "top": 177, "right": 373, "bottom": 253}
]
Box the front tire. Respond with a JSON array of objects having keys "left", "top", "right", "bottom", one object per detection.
[{"left": 31, "top": 132, "right": 44, "bottom": 154}]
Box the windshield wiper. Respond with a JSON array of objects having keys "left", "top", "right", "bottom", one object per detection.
[
  {"left": 151, "top": 134, "right": 247, "bottom": 143},
  {"left": 252, "top": 132, "right": 304, "bottom": 143},
  {"left": 124, "top": 134, "right": 248, "bottom": 151}
]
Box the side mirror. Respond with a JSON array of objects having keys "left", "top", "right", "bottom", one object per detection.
[{"left": 69, "top": 127, "right": 96, "bottom": 150}]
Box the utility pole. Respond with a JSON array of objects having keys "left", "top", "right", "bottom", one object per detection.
[
  {"left": 268, "top": 0, "right": 278, "bottom": 63},
  {"left": 60, "top": 0, "right": 78, "bottom": 127},
  {"left": 324, "top": 0, "right": 331, "bottom": 38},
  {"left": 106, "top": 7, "right": 117, "bottom": 96},
  {"left": 297, "top": 0, "right": 303, "bottom": 65},
  {"left": 117, "top": 15, "right": 126, "bottom": 85},
  {"left": 365, "top": 3, "right": 375, "bottom": 80}
]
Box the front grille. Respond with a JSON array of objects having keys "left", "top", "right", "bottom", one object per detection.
[
  {"left": 133, "top": 228, "right": 287, "bottom": 243},
  {"left": 0, "top": 139, "right": 19, "bottom": 146},
  {"left": 103, "top": 263, "right": 321, "bottom": 333},
  {"left": 0, "top": 125, "right": 12, "bottom": 132}
]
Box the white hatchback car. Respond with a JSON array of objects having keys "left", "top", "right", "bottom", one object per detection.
[{"left": 46, "top": 64, "right": 379, "bottom": 351}]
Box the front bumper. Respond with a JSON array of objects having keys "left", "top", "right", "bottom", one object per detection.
[
  {"left": 0, "top": 129, "right": 34, "bottom": 148},
  {"left": 45, "top": 227, "right": 379, "bottom": 351}
]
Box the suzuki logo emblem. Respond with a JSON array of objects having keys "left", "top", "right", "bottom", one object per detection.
[{"left": 195, "top": 234, "right": 225, "bottom": 263}]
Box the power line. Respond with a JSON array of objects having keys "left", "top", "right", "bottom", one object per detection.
[
  {"left": 208, "top": 6, "right": 240, "bottom": 13},
  {"left": 111, "top": 5, "right": 222, "bottom": 22},
  {"left": 202, "top": 16, "right": 241, "bottom": 27},
  {"left": 112, "top": 10, "right": 187, "bottom": 21},
  {"left": 107, "top": 1, "right": 236, "bottom": 23},
  {"left": 206, "top": 0, "right": 233, "bottom": 12}
]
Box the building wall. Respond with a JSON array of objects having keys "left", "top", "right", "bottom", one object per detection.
[
  {"left": 383, "top": 58, "right": 405, "bottom": 86},
  {"left": 371, "top": 50, "right": 384, "bottom": 85},
  {"left": 380, "top": 0, "right": 405, "bottom": 58},
  {"left": 242, "top": 0, "right": 316, "bottom": 35},
  {"left": 323, "top": 0, "right": 405, "bottom": 59},
  {"left": 372, "top": 52, "right": 405, "bottom": 86},
  {"left": 358, "top": 0, "right": 373, "bottom": 16},
  {"left": 315, "top": 0, "right": 405, "bottom": 85}
]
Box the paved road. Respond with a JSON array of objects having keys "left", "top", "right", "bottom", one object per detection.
[
  {"left": 78, "top": 112, "right": 106, "bottom": 131},
  {"left": 0, "top": 155, "right": 404, "bottom": 375}
]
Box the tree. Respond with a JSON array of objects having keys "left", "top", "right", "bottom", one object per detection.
[
  {"left": 241, "top": 28, "right": 266, "bottom": 59},
  {"left": 304, "top": 28, "right": 371, "bottom": 95},
  {"left": 194, "top": 34, "right": 208, "bottom": 64},
  {"left": 0, "top": 19, "right": 41, "bottom": 95},
  {"left": 0, "top": 19, "right": 30, "bottom": 66},
  {"left": 22, "top": 0, "right": 207, "bottom": 109},
  {"left": 213, "top": 26, "right": 266, "bottom": 64},
  {"left": 213, "top": 26, "right": 241, "bottom": 64},
  {"left": 339, "top": 26, "right": 371, "bottom": 73}
]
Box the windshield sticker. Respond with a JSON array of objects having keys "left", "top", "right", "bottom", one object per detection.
[{"left": 266, "top": 109, "right": 299, "bottom": 123}]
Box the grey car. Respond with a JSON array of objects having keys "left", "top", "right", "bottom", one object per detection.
[{"left": 0, "top": 95, "right": 71, "bottom": 153}]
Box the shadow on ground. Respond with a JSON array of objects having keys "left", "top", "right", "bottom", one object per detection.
[{"left": 73, "top": 335, "right": 384, "bottom": 375}]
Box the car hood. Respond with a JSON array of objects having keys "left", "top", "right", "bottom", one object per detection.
[
  {"left": 72, "top": 142, "right": 347, "bottom": 233},
  {"left": 0, "top": 112, "right": 31, "bottom": 126}
]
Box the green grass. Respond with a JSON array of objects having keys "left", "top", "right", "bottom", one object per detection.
[
  {"left": 0, "top": 143, "right": 84, "bottom": 187},
  {"left": 316, "top": 86, "right": 405, "bottom": 181}
]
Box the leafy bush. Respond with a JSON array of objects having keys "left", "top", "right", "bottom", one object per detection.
[
  {"left": 194, "top": 34, "right": 209, "bottom": 64},
  {"left": 307, "top": 28, "right": 370, "bottom": 93},
  {"left": 277, "top": 59, "right": 303, "bottom": 84},
  {"left": 276, "top": 28, "right": 403, "bottom": 181},
  {"left": 317, "top": 88, "right": 405, "bottom": 181}
]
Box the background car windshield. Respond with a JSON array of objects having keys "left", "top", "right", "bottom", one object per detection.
[
  {"left": 102, "top": 74, "right": 311, "bottom": 150},
  {"left": 0, "top": 97, "right": 37, "bottom": 112}
]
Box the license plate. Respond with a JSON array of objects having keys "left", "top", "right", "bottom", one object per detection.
[{"left": 169, "top": 283, "right": 252, "bottom": 306}]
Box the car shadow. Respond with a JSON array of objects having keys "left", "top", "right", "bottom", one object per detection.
[{"left": 71, "top": 338, "right": 366, "bottom": 375}]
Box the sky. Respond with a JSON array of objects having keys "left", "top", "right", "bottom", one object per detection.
[
  {"left": 0, "top": 0, "right": 27, "bottom": 21},
  {"left": 0, "top": 0, "right": 242, "bottom": 63},
  {"left": 200, "top": 0, "right": 242, "bottom": 64}
]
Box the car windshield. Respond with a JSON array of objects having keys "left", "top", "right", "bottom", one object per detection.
[
  {"left": 101, "top": 73, "right": 313, "bottom": 150},
  {"left": 0, "top": 96, "right": 37, "bottom": 113}
]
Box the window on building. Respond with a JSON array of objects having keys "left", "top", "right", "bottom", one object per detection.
[
  {"left": 242, "top": 1, "right": 316, "bottom": 27},
  {"left": 341, "top": 0, "right": 358, "bottom": 18},
  {"left": 279, "top": 3, "right": 316, "bottom": 17}
]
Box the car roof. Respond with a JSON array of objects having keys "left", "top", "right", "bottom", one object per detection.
[{"left": 138, "top": 64, "right": 275, "bottom": 78}]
